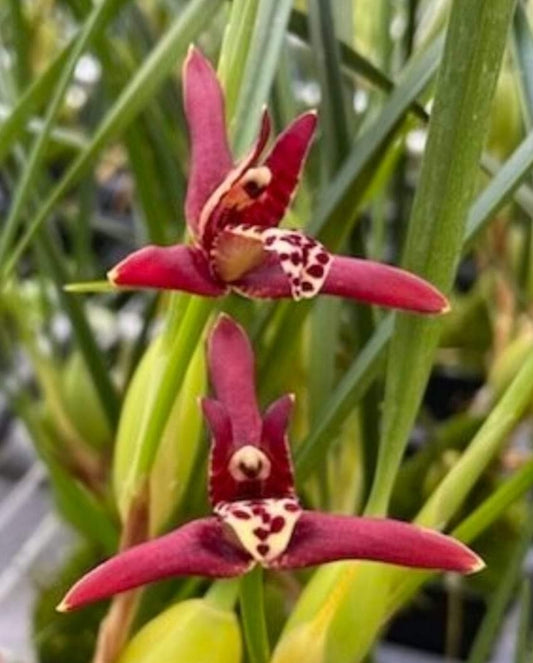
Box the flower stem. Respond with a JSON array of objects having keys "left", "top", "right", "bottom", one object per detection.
[{"left": 240, "top": 567, "right": 270, "bottom": 663}]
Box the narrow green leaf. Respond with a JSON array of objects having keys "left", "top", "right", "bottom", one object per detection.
[
  {"left": 240, "top": 567, "right": 270, "bottom": 663},
  {"left": 7, "top": 0, "right": 30, "bottom": 88},
  {"left": 366, "top": 0, "right": 517, "bottom": 517},
  {"left": 512, "top": 2, "right": 533, "bottom": 129},
  {"left": 218, "top": 0, "right": 259, "bottom": 121},
  {"left": 230, "top": 0, "right": 293, "bottom": 155},
  {"left": 17, "top": 394, "right": 118, "bottom": 554},
  {"left": 466, "top": 130, "right": 533, "bottom": 249},
  {"left": 0, "top": 35, "right": 76, "bottom": 162},
  {"left": 288, "top": 9, "right": 429, "bottom": 121},
  {"left": 0, "top": 0, "right": 126, "bottom": 267},
  {"left": 2, "top": 0, "right": 217, "bottom": 280},
  {"left": 308, "top": 0, "right": 352, "bottom": 175},
  {"left": 37, "top": 231, "right": 120, "bottom": 428},
  {"left": 295, "top": 315, "right": 391, "bottom": 482},
  {"left": 114, "top": 296, "right": 214, "bottom": 517},
  {"left": 515, "top": 582, "right": 532, "bottom": 663},
  {"left": 309, "top": 35, "right": 443, "bottom": 246},
  {"left": 416, "top": 349, "right": 533, "bottom": 528},
  {"left": 466, "top": 519, "right": 533, "bottom": 663},
  {"left": 64, "top": 281, "right": 116, "bottom": 293}
]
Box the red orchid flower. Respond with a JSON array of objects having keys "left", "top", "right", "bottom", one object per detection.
[
  {"left": 58, "top": 315, "right": 482, "bottom": 612},
  {"left": 107, "top": 46, "right": 448, "bottom": 314}
]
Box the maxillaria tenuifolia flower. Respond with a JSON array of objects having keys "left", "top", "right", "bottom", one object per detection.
[
  {"left": 58, "top": 315, "right": 482, "bottom": 612},
  {"left": 107, "top": 46, "right": 448, "bottom": 314}
]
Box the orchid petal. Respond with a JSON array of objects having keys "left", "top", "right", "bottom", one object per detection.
[
  {"left": 207, "top": 315, "right": 262, "bottom": 441},
  {"left": 239, "top": 112, "right": 318, "bottom": 228},
  {"left": 198, "top": 110, "right": 271, "bottom": 244},
  {"left": 260, "top": 395, "right": 296, "bottom": 497},
  {"left": 183, "top": 46, "right": 233, "bottom": 232},
  {"left": 321, "top": 256, "right": 449, "bottom": 314},
  {"left": 58, "top": 518, "right": 252, "bottom": 612},
  {"left": 273, "top": 512, "right": 484, "bottom": 574},
  {"left": 202, "top": 397, "right": 237, "bottom": 506},
  {"left": 107, "top": 244, "right": 227, "bottom": 296}
]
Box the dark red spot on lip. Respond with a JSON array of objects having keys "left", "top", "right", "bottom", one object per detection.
[
  {"left": 270, "top": 516, "right": 285, "bottom": 533},
  {"left": 252, "top": 506, "right": 267, "bottom": 516},
  {"left": 265, "top": 236, "right": 275, "bottom": 246},
  {"left": 260, "top": 512, "right": 271, "bottom": 524},
  {"left": 257, "top": 544, "right": 270, "bottom": 556},
  {"left": 291, "top": 252, "right": 301, "bottom": 265},
  {"left": 302, "top": 282, "right": 314, "bottom": 292},
  {"left": 284, "top": 502, "right": 299, "bottom": 512},
  {"left": 253, "top": 527, "right": 270, "bottom": 541},
  {"left": 316, "top": 252, "right": 329, "bottom": 264},
  {"left": 232, "top": 510, "right": 251, "bottom": 520},
  {"left": 307, "top": 264, "right": 324, "bottom": 278},
  {"left": 279, "top": 252, "right": 289, "bottom": 260}
]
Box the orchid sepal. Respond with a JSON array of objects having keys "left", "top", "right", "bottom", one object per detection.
[{"left": 57, "top": 517, "right": 252, "bottom": 613}]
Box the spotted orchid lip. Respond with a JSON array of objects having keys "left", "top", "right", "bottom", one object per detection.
[
  {"left": 103, "top": 46, "right": 449, "bottom": 315},
  {"left": 58, "top": 315, "right": 482, "bottom": 613}
]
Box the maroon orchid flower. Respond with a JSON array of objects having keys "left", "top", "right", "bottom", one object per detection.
[
  {"left": 58, "top": 315, "right": 482, "bottom": 612},
  {"left": 107, "top": 46, "right": 448, "bottom": 314}
]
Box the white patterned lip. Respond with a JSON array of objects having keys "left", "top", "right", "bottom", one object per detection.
[
  {"left": 215, "top": 497, "right": 302, "bottom": 564},
  {"left": 224, "top": 225, "right": 332, "bottom": 301},
  {"left": 228, "top": 445, "right": 272, "bottom": 482}
]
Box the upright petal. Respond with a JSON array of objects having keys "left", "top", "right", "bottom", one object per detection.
[
  {"left": 198, "top": 110, "right": 272, "bottom": 245},
  {"left": 108, "top": 244, "right": 227, "bottom": 296},
  {"left": 207, "top": 314, "right": 262, "bottom": 441},
  {"left": 202, "top": 398, "right": 238, "bottom": 506},
  {"left": 273, "top": 512, "right": 484, "bottom": 574},
  {"left": 58, "top": 518, "right": 252, "bottom": 611},
  {"left": 260, "top": 395, "right": 296, "bottom": 497},
  {"left": 183, "top": 46, "right": 233, "bottom": 232},
  {"left": 321, "top": 256, "right": 449, "bottom": 314},
  {"left": 239, "top": 112, "right": 318, "bottom": 228}
]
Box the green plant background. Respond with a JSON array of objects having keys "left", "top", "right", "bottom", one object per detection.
[{"left": 2, "top": 0, "right": 533, "bottom": 662}]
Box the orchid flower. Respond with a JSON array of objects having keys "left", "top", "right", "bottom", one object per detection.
[
  {"left": 107, "top": 46, "right": 448, "bottom": 314},
  {"left": 59, "top": 315, "right": 482, "bottom": 612}
]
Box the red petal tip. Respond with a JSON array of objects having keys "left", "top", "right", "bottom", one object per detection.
[
  {"left": 439, "top": 297, "right": 452, "bottom": 315},
  {"left": 106, "top": 266, "right": 119, "bottom": 285},
  {"left": 466, "top": 553, "right": 486, "bottom": 575},
  {"left": 56, "top": 598, "right": 71, "bottom": 613}
]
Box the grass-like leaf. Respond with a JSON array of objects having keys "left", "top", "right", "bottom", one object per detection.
[
  {"left": 365, "top": 0, "right": 518, "bottom": 518},
  {"left": 2, "top": 0, "right": 216, "bottom": 281}
]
